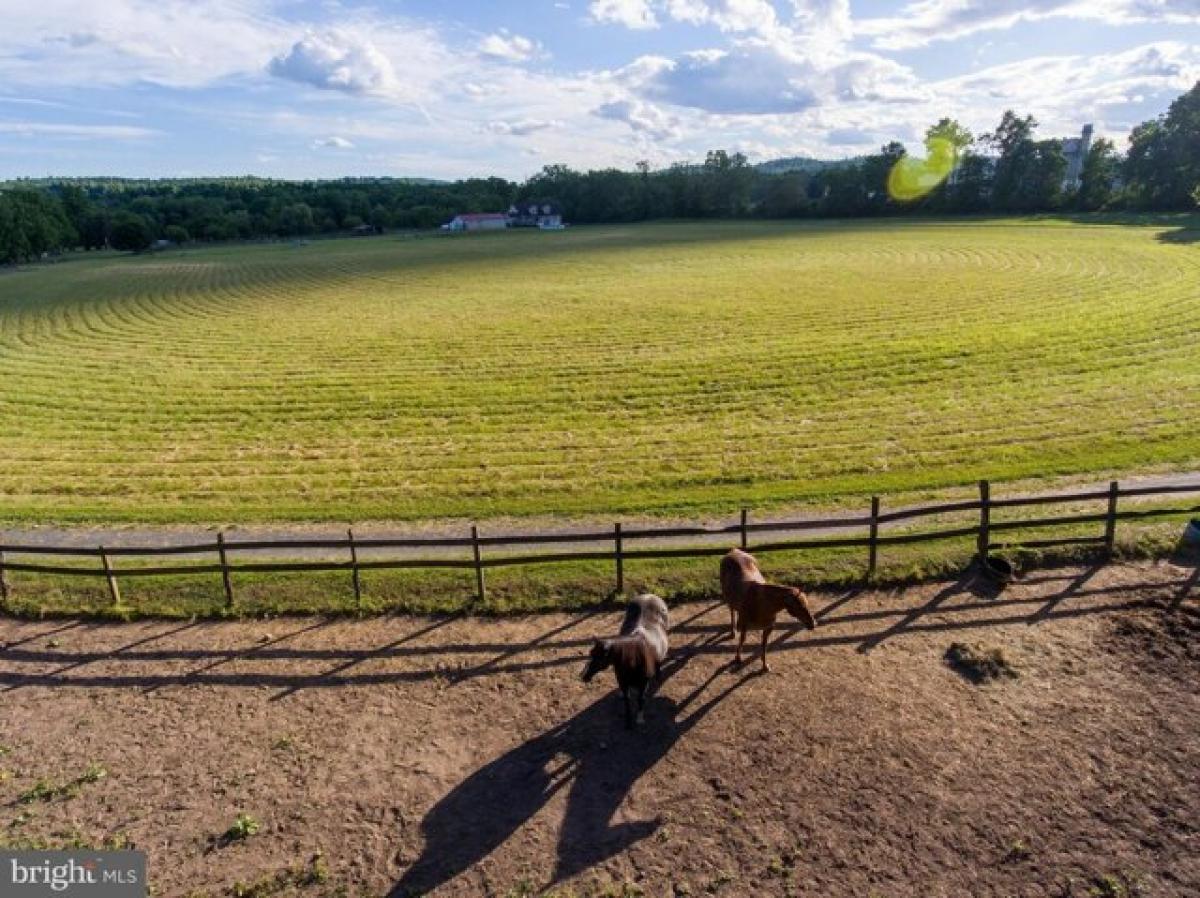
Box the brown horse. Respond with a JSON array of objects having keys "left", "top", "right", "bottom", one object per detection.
[
  {"left": 719, "top": 548, "right": 816, "bottom": 672},
  {"left": 581, "top": 594, "right": 669, "bottom": 728}
]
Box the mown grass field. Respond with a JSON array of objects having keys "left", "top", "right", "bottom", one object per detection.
[{"left": 1, "top": 217, "right": 1198, "bottom": 526}]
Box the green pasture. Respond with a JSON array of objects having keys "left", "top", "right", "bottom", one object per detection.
[{"left": 1, "top": 217, "right": 1198, "bottom": 525}]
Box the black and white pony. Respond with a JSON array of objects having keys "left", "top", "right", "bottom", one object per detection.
[{"left": 581, "top": 593, "right": 670, "bottom": 728}]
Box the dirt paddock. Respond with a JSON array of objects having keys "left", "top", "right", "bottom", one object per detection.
[{"left": 1, "top": 560, "right": 1197, "bottom": 898}]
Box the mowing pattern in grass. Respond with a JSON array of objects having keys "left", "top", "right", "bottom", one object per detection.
[{"left": 1, "top": 220, "right": 1198, "bottom": 524}]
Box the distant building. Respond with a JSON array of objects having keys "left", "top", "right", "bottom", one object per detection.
[
  {"left": 1061, "top": 124, "right": 1094, "bottom": 188},
  {"left": 445, "top": 213, "right": 509, "bottom": 232},
  {"left": 508, "top": 201, "right": 563, "bottom": 229}
]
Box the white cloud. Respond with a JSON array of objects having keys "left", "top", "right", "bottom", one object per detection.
[
  {"left": 269, "top": 30, "right": 399, "bottom": 95},
  {"left": 859, "top": 0, "right": 1200, "bottom": 50},
  {"left": 0, "top": 121, "right": 159, "bottom": 139},
  {"left": 0, "top": 0, "right": 290, "bottom": 88},
  {"left": 632, "top": 46, "right": 818, "bottom": 113},
  {"left": 593, "top": 98, "right": 681, "bottom": 140},
  {"left": 478, "top": 31, "right": 540, "bottom": 62},
  {"left": 664, "top": 0, "right": 780, "bottom": 32},
  {"left": 312, "top": 135, "right": 355, "bottom": 148},
  {"left": 486, "top": 118, "right": 557, "bottom": 135},
  {"left": 589, "top": 0, "right": 659, "bottom": 29},
  {"left": 929, "top": 40, "right": 1200, "bottom": 134},
  {"left": 620, "top": 41, "right": 924, "bottom": 114},
  {"left": 825, "top": 126, "right": 878, "bottom": 145}
]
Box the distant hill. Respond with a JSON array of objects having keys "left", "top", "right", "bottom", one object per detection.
[{"left": 755, "top": 156, "right": 860, "bottom": 175}]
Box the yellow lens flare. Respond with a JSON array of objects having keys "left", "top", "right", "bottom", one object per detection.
[{"left": 887, "top": 137, "right": 959, "bottom": 202}]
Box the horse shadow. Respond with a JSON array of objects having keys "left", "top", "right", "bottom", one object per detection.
[{"left": 388, "top": 637, "right": 754, "bottom": 896}]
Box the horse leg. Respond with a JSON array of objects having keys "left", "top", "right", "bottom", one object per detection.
[
  {"left": 760, "top": 624, "right": 773, "bottom": 673},
  {"left": 728, "top": 605, "right": 737, "bottom": 641},
  {"left": 734, "top": 625, "right": 747, "bottom": 666},
  {"left": 636, "top": 681, "right": 647, "bottom": 726},
  {"left": 623, "top": 688, "right": 635, "bottom": 729}
]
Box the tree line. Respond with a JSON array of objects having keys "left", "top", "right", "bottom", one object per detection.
[{"left": 1, "top": 81, "right": 1196, "bottom": 264}]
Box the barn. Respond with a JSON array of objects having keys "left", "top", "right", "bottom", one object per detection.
[{"left": 445, "top": 213, "right": 509, "bottom": 232}]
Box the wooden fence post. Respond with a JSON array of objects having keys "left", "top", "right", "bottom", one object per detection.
[
  {"left": 0, "top": 549, "right": 8, "bottom": 604},
  {"left": 614, "top": 522, "right": 624, "bottom": 595},
  {"left": 867, "top": 496, "right": 880, "bottom": 579},
  {"left": 348, "top": 527, "right": 362, "bottom": 610},
  {"left": 977, "top": 480, "right": 991, "bottom": 562},
  {"left": 471, "top": 525, "right": 486, "bottom": 605},
  {"left": 100, "top": 546, "right": 121, "bottom": 608},
  {"left": 1104, "top": 480, "right": 1120, "bottom": 555},
  {"left": 740, "top": 508, "right": 749, "bottom": 550},
  {"left": 217, "top": 531, "right": 234, "bottom": 610}
]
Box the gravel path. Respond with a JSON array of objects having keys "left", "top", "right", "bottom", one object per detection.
[{"left": 2, "top": 472, "right": 1198, "bottom": 561}]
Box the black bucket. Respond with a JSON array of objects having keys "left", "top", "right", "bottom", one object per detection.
[{"left": 981, "top": 555, "right": 1015, "bottom": 585}]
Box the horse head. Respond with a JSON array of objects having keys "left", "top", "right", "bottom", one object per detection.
[
  {"left": 784, "top": 588, "right": 818, "bottom": 630},
  {"left": 581, "top": 639, "right": 613, "bottom": 682}
]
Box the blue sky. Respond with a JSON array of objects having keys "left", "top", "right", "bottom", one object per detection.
[{"left": 0, "top": 0, "right": 1197, "bottom": 180}]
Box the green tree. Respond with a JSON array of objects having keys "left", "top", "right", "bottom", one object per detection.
[
  {"left": 702, "top": 150, "right": 753, "bottom": 216},
  {"left": 760, "top": 172, "right": 811, "bottom": 218},
  {"left": 1076, "top": 138, "right": 1119, "bottom": 211},
  {"left": 988, "top": 111, "right": 1037, "bottom": 210},
  {"left": 948, "top": 153, "right": 993, "bottom": 212},
  {"left": 0, "top": 195, "right": 29, "bottom": 264},
  {"left": 109, "top": 212, "right": 153, "bottom": 252},
  {"left": 276, "top": 202, "right": 315, "bottom": 236},
  {"left": 0, "top": 190, "right": 74, "bottom": 262},
  {"left": 78, "top": 210, "right": 110, "bottom": 250},
  {"left": 985, "top": 111, "right": 1066, "bottom": 211},
  {"left": 925, "top": 118, "right": 974, "bottom": 155},
  {"left": 862, "top": 142, "right": 907, "bottom": 211},
  {"left": 1124, "top": 80, "right": 1200, "bottom": 209}
]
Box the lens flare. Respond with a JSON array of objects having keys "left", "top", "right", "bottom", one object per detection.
[{"left": 887, "top": 137, "right": 959, "bottom": 202}]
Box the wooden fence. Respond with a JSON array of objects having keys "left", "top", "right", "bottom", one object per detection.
[{"left": 1, "top": 478, "right": 1198, "bottom": 611}]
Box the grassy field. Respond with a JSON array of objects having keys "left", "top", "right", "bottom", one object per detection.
[{"left": 1, "top": 217, "right": 1198, "bottom": 525}]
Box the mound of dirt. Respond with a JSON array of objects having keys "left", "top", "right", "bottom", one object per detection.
[{"left": 944, "top": 641, "right": 1019, "bottom": 683}]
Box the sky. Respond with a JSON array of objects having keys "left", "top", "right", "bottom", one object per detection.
[{"left": 0, "top": 0, "right": 1197, "bottom": 181}]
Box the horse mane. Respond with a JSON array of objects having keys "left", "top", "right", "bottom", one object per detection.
[{"left": 620, "top": 593, "right": 669, "bottom": 635}]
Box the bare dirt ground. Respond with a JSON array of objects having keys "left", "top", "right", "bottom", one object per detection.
[{"left": 0, "top": 560, "right": 1197, "bottom": 898}]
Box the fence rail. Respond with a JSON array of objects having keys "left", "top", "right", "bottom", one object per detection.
[{"left": 1, "top": 477, "right": 1198, "bottom": 611}]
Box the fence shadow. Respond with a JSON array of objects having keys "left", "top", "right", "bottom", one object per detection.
[{"left": 0, "top": 571, "right": 1194, "bottom": 694}]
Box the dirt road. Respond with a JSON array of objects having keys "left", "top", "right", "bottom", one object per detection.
[{"left": 4, "top": 472, "right": 1198, "bottom": 561}]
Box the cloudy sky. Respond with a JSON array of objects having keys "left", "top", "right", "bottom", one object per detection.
[{"left": 1, "top": 0, "right": 1197, "bottom": 180}]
